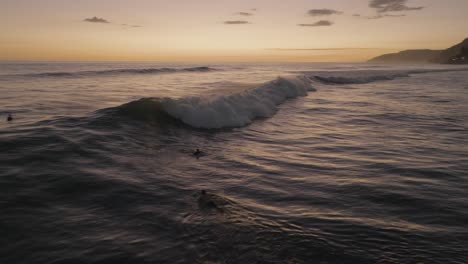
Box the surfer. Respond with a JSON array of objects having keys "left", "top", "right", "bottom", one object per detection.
[
  {"left": 193, "top": 148, "right": 202, "bottom": 156},
  {"left": 198, "top": 190, "right": 220, "bottom": 210},
  {"left": 7, "top": 114, "right": 13, "bottom": 122}
]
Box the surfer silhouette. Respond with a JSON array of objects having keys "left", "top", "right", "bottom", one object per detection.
[
  {"left": 193, "top": 148, "right": 202, "bottom": 157},
  {"left": 7, "top": 114, "right": 13, "bottom": 122},
  {"left": 197, "top": 190, "right": 221, "bottom": 211}
]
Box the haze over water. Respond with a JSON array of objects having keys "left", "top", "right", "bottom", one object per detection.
[{"left": 1, "top": 62, "right": 468, "bottom": 263}]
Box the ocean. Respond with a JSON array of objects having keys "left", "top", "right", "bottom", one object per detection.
[{"left": 1, "top": 62, "right": 467, "bottom": 264}]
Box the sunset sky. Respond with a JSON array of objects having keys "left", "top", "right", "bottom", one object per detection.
[{"left": 1, "top": 0, "right": 467, "bottom": 62}]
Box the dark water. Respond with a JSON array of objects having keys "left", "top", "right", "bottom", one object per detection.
[{"left": 1, "top": 62, "right": 467, "bottom": 263}]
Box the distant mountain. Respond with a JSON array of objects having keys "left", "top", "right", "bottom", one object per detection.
[
  {"left": 369, "top": 49, "right": 442, "bottom": 63},
  {"left": 431, "top": 38, "right": 468, "bottom": 64},
  {"left": 369, "top": 38, "right": 468, "bottom": 64}
]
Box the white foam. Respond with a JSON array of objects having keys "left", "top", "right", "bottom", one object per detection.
[
  {"left": 313, "top": 74, "right": 408, "bottom": 84},
  {"left": 161, "top": 76, "right": 315, "bottom": 129}
]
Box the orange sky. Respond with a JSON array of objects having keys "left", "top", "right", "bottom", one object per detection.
[{"left": 1, "top": 0, "right": 467, "bottom": 62}]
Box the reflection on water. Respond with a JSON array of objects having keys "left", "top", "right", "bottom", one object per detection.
[{"left": 1, "top": 62, "right": 468, "bottom": 263}]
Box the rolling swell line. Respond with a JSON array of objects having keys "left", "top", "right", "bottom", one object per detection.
[
  {"left": 311, "top": 68, "right": 468, "bottom": 85},
  {"left": 9, "top": 66, "right": 217, "bottom": 78}
]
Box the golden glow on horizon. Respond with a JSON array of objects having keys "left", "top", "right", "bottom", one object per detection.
[{"left": 1, "top": 0, "right": 467, "bottom": 62}]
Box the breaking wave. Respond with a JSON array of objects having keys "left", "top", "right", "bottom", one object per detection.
[
  {"left": 312, "top": 68, "right": 468, "bottom": 85},
  {"left": 313, "top": 73, "right": 409, "bottom": 85},
  {"left": 110, "top": 76, "right": 315, "bottom": 129}
]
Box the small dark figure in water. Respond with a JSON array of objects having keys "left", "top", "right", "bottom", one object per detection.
[
  {"left": 193, "top": 148, "right": 202, "bottom": 156},
  {"left": 7, "top": 114, "right": 13, "bottom": 122},
  {"left": 198, "top": 190, "right": 219, "bottom": 210}
]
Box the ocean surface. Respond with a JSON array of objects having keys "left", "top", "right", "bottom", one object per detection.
[{"left": 1, "top": 62, "right": 467, "bottom": 264}]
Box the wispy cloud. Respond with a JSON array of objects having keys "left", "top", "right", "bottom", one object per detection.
[
  {"left": 224, "top": 20, "right": 250, "bottom": 25},
  {"left": 352, "top": 13, "right": 406, "bottom": 19},
  {"left": 122, "top": 24, "right": 142, "bottom": 28},
  {"left": 83, "top": 17, "right": 109, "bottom": 23},
  {"left": 366, "top": 14, "right": 406, "bottom": 19},
  {"left": 308, "top": 9, "right": 343, "bottom": 16},
  {"left": 369, "top": 0, "right": 424, "bottom": 13},
  {"left": 238, "top": 12, "right": 253, "bottom": 16},
  {"left": 298, "top": 20, "right": 333, "bottom": 27},
  {"left": 83, "top": 17, "right": 142, "bottom": 28}
]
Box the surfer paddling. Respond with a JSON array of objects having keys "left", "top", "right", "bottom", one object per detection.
[
  {"left": 193, "top": 148, "right": 203, "bottom": 158},
  {"left": 197, "top": 190, "right": 222, "bottom": 212}
]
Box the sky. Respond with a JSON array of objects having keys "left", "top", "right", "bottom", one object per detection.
[{"left": 0, "top": 0, "right": 467, "bottom": 62}]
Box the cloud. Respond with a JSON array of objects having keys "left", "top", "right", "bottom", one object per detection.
[
  {"left": 83, "top": 16, "right": 109, "bottom": 23},
  {"left": 121, "top": 24, "right": 142, "bottom": 28},
  {"left": 352, "top": 14, "right": 406, "bottom": 19},
  {"left": 366, "top": 14, "right": 406, "bottom": 19},
  {"left": 224, "top": 20, "right": 250, "bottom": 25},
  {"left": 369, "top": 0, "right": 424, "bottom": 13},
  {"left": 298, "top": 20, "right": 333, "bottom": 27},
  {"left": 238, "top": 12, "right": 253, "bottom": 16},
  {"left": 307, "top": 9, "right": 343, "bottom": 16}
]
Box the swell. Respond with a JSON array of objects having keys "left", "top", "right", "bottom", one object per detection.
[
  {"left": 313, "top": 73, "right": 409, "bottom": 84},
  {"left": 99, "top": 76, "right": 316, "bottom": 129},
  {"left": 312, "top": 68, "right": 468, "bottom": 85},
  {"left": 15, "top": 66, "right": 216, "bottom": 78}
]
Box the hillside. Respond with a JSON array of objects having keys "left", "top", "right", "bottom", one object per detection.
[
  {"left": 369, "top": 38, "right": 468, "bottom": 64},
  {"left": 369, "top": 49, "right": 441, "bottom": 63},
  {"left": 431, "top": 38, "right": 468, "bottom": 64}
]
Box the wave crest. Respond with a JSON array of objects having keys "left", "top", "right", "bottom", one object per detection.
[
  {"left": 312, "top": 68, "right": 468, "bottom": 85},
  {"left": 112, "top": 76, "right": 315, "bottom": 129},
  {"left": 313, "top": 73, "right": 409, "bottom": 85}
]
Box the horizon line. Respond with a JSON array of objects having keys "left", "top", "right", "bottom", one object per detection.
[
  {"left": 266, "top": 48, "right": 397, "bottom": 51},
  {"left": 0, "top": 59, "right": 373, "bottom": 64}
]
